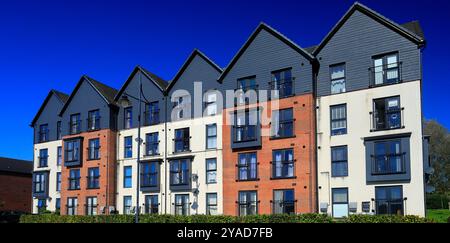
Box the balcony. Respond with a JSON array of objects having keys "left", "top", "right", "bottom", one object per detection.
[
  {"left": 271, "top": 160, "right": 296, "bottom": 179},
  {"left": 173, "top": 138, "right": 190, "bottom": 154},
  {"left": 369, "top": 62, "right": 402, "bottom": 87},
  {"left": 271, "top": 200, "right": 297, "bottom": 215},
  {"left": 68, "top": 178, "right": 80, "bottom": 190},
  {"left": 269, "top": 78, "right": 295, "bottom": 99},
  {"left": 87, "top": 117, "right": 101, "bottom": 131},
  {"left": 370, "top": 108, "right": 404, "bottom": 132},
  {"left": 69, "top": 121, "right": 82, "bottom": 135},
  {"left": 141, "top": 172, "right": 158, "bottom": 188},
  {"left": 233, "top": 125, "right": 257, "bottom": 143},
  {"left": 371, "top": 153, "right": 407, "bottom": 175},
  {"left": 375, "top": 199, "right": 404, "bottom": 216},
  {"left": 145, "top": 143, "right": 159, "bottom": 156}
]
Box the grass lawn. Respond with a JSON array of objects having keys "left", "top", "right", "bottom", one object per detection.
[{"left": 427, "top": 209, "right": 450, "bottom": 223}]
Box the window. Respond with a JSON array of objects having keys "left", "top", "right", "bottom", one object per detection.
[
  {"left": 330, "top": 104, "right": 347, "bottom": 136},
  {"left": 206, "top": 158, "right": 217, "bottom": 184},
  {"left": 234, "top": 110, "right": 257, "bottom": 142},
  {"left": 141, "top": 162, "right": 158, "bottom": 188},
  {"left": 375, "top": 186, "right": 403, "bottom": 215},
  {"left": 124, "top": 136, "right": 133, "bottom": 158},
  {"left": 55, "top": 198, "right": 61, "bottom": 211},
  {"left": 238, "top": 153, "right": 257, "bottom": 181},
  {"left": 69, "top": 169, "right": 80, "bottom": 190},
  {"left": 206, "top": 124, "right": 217, "bottom": 149},
  {"left": 271, "top": 69, "right": 293, "bottom": 98},
  {"left": 33, "top": 173, "right": 46, "bottom": 193},
  {"left": 39, "top": 149, "right": 48, "bottom": 168},
  {"left": 88, "top": 138, "right": 100, "bottom": 160},
  {"left": 88, "top": 109, "right": 100, "bottom": 131},
  {"left": 271, "top": 108, "right": 294, "bottom": 139},
  {"left": 204, "top": 91, "right": 218, "bottom": 116},
  {"left": 330, "top": 64, "right": 346, "bottom": 94},
  {"left": 87, "top": 167, "right": 100, "bottom": 189},
  {"left": 39, "top": 124, "right": 49, "bottom": 143},
  {"left": 57, "top": 146, "right": 62, "bottom": 166},
  {"left": 174, "top": 194, "right": 190, "bottom": 216},
  {"left": 173, "top": 96, "right": 190, "bottom": 119},
  {"left": 273, "top": 189, "right": 295, "bottom": 214},
  {"left": 174, "top": 128, "right": 190, "bottom": 153},
  {"left": 206, "top": 193, "right": 218, "bottom": 215},
  {"left": 145, "top": 133, "right": 159, "bottom": 156},
  {"left": 372, "top": 53, "right": 400, "bottom": 86},
  {"left": 56, "top": 121, "right": 62, "bottom": 140},
  {"left": 56, "top": 172, "right": 61, "bottom": 192},
  {"left": 123, "top": 166, "right": 132, "bottom": 188},
  {"left": 238, "top": 191, "right": 258, "bottom": 216},
  {"left": 70, "top": 113, "right": 81, "bottom": 134},
  {"left": 145, "top": 195, "right": 159, "bottom": 214},
  {"left": 145, "top": 102, "right": 160, "bottom": 125},
  {"left": 37, "top": 199, "right": 47, "bottom": 213},
  {"left": 86, "top": 197, "right": 97, "bottom": 215},
  {"left": 123, "top": 196, "right": 132, "bottom": 215},
  {"left": 332, "top": 188, "right": 349, "bottom": 218},
  {"left": 124, "top": 107, "right": 133, "bottom": 129},
  {"left": 170, "top": 159, "right": 189, "bottom": 186},
  {"left": 67, "top": 197, "right": 78, "bottom": 215},
  {"left": 272, "top": 149, "right": 294, "bottom": 179},
  {"left": 373, "top": 96, "right": 402, "bottom": 131},
  {"left": 236, "top": 77, "right": 257, "bottom": 105},
  {"left": 331, "top": 146, "right": 348, "bottom": 177},
  {"left": 65, "top": 139, "right": 80, "bottom": 163},
  {"left": 372, "top": 140, "right": 405, "bottom": 175}
]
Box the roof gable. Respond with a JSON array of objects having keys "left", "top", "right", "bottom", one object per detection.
[
  {"left": 166, "top": 49, "right": 222, "bottom": 92},
  {"left": 59, "top": 75, "right": 118, "bottom": 116},
  {"left": 217, "top": 22, "right": 315, "bottom": 83},
  {"left": 313, "top": 2, "right": 425, "bottom": 55},
  {"left": 114, "top": 66, "right": 167, "bottom": 101},
  {"left": 30, "top": 89, "right": 68, "bottom": 126}
]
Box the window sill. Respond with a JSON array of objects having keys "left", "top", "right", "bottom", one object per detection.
[
  {"left": 235, "top": 178, "right": 260, "bottom": 182},
  {"left": 370, "top": 126, "right": 405, "bottom": 133},
  {"left": 68, "top": 188, "right": 81, "bottom": 191},
  {"left": 144, "top": 154, "right": 161, "bottom": 157},
  {"left": 270, "top": 176, "right": 297, "bottom": 180},
  {"left": 371, "top": 172, "right": 407, "bottom": 176},
  {"left": 87, "top": 187, "right": 100, "bottom": 190},
  {"left": 87, "top": 158, "right": 101, "bottom": 161},
  {"left": 172, "top": 150, "right": 192, "bottom": 155},
  {"left": 369, "top": 80, "right": 403, "bottom": 89},
  {"left": 269, "top": 135, "right": 296, "bottom": 141}
]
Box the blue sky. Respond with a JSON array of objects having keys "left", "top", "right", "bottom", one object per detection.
[{"left": 0, "top": 0, "right": 449, "bottom": 160}]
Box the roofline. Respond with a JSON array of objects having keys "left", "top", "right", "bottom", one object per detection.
[
  {"left": 30, "top": 89, "right": 67, "bottom": 127},
  {"left": 114, "top": 66, "right": 166, "bottom": 101},
  {"left": 217, "top": 22, "right": 316, "bottom": 83},
  {"left": 313, "top": 2, "right": 426, "bottom": 55},
  {"left": 166, "top": 49, "right": 223, "bottom": 92},
  {"left": 59, "top": 75, "right": 115, "bottom": 116}
]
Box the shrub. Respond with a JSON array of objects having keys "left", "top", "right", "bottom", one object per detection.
[
  {"left": 343, "top": 214, "right": 434, "bottom": 223},
  {"left": 426, "top": 193, "right": 449, "bottom": 209}
]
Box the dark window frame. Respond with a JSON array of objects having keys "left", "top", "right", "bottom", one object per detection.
[
  {"left": 371, "top": 139, "right": 406, "bottom": 175},
  {"left": 124, "top": 107, "right": 133, "bottom": 129},
  {"left": 124, "top": 136, "right": 133, "bottom": 158},
  {"left": 170, "top": 159, "right": 190, "bottom": 186},
  {"left": 272, "top": 189, "right": 296, "bottom": 215},
  {"left": 56, "top": 172, "right": 61, "bottom": 192},
  {"left": 86, "top": 196, "right": 98, "bottom": 216},
  {"left": 174, "top": 128, "right": 190, "bottom": 153},
  {"left": 57, "top": 146, "right": 62, "bottom": 166},
  {"left": 145, "top": 195, "right": 159, "bottom": 214},
  {"left": 237, "top": 152, "right": 258, "bottom": 181},
  {"left": 271, "top": 108, "right": 295, "bottom": 139},
  {"left": 329, "top": 63, "right": 346, "bottom": 94},
  {"left": 145, "top": 101, "right": 160, "bottom": 126},
  {"left": 238, "top": 190, "right": 258, "bottom": 216},
  {"left": 206, "top": 193, "right": 218, "bottom": 215},
  {"left": 206, "top": 158, "right": 217, "bottom": 184},
  {"left": 233, "top": 109, "right": 258, "bottom": 143},
  {"left": 330, "top": 104, "right": 347, "bottom": 136},
  {"left": 68, "top": 169, "right": 81, "bottom": 190},
  {"left": 88, "top": 138, "right": 101, "bottom": 160},
  {"left": 331, "top": 146, "right": 349, "bottom": 177},
  {"left": 123, "top": 166, "right": 132, "bottom": 188},
  {"left": 271, "top": 148, "right": 295, "bottom": 179},
  {"left": 141, "top": 162, "right": 159, "bottom": 188},
  {"left": 33, "top": 172, "right": 46, "bottom": 194},
  {"left": 69, "top": 113, "right": 82, "bottom": 135},
  {"left": 38, "top": 149, "right": 48, "bottom": 168},
  {"left": 123, "top": 196, "right": 132, "bottom": 215},
  {"left": 87, "top": 109, "right": 101, "bottom": 131},
  {"left": 145, "top": 132, "right": 159, "bottom": 156},
  {"left": 372, "top": 96, "right": 403, "bottom": 132},
  {"left": 39, "top": 124, "right": 49, "bottom": 143},
  {"left": 174, "top": 194, "right": 190, "bottom": 216},
  {"left": 66, "top": 197, "right": 78, "bottom": 216},
  {"left": 375, "top": 186, "right": 404, "bottom": 216},
  {"left": 206, "top": 124, "right": 217, "bottom": 150},
  {"left": 270, "top": 68, "right": 294, "bottom": 99},
  {"left": 87, "top": 167, "right": 100, "bottom": 189},
  {"left": 56, "top": 121, "right": 62, "bottom": 140}
]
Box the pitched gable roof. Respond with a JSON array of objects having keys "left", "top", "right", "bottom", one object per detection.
[
  {"left": 217, "top": 22, "right": 315, "bottom": 83},
  {"left": 0, "top": 157, "right": 32, "bottom": 175},
  {"left": 114, "top": 66, "right": 168, "bottom": 101},
  {"left": 59, "top": 75, "right": 118, "bottom": 116},
  {"left": 401, "top": 21, "right": 425, "bottom": 39},
  {"left": 166, "top": 49, "right": 223, "bottom": 92},
  {"left": 30, "top": 89, "right": 68, "bottom": 127},
  {"left": 313, "top": 2, "right": 426, "bottom": 55}
]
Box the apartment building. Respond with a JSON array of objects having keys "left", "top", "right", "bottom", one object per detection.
[
  {"left": 30, "top": 2, "right": 428, "bottom": 218},
  {"left": 313, "top": 3, "right": 428, "bottom": 217},
  {"left": 220, "top": 23, "right": 318, "bottom": 216},
  {"left": 58, "top": 76, "right": 118, "bottom": 215},
  {"left": 115, "top": 50, "right": 223, "bottom": 215},
  {"left": 31, "top": 90, "right": 68, "bottom": 214}
]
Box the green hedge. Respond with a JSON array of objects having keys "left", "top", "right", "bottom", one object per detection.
[
  {"left": 343, "top": 215, "right": 434, "bottom": 223},
  {"left": 20, "top": 214, "right": 433, "bottom": 223},
  {"left": 426, "top": 194, "right": 450, "bottom": 209}
]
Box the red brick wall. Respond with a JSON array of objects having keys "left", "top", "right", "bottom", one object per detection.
[
  {"left": 222, "top": 94, "right": 317, "bottom": 215},
  {"left": 61, "top": 129, "right": 117, "bottom": 215},
  {"left": 0, "top": 173, "right": 32, "bottom": 213}
]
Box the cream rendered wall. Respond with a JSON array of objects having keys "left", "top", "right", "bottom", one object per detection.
[
  {"left": 116, "top": 114, "right": 223, "bottom": 215},
  {"left": 317, "top": 80, "right": 425, "bottom": 217},
  {"left": 32, "top": 140, "right": 62, "bottom": 214}
]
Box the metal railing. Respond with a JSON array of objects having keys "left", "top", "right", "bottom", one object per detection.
[
  {"left": 145, "top": 142, "right": 159, "bottom": 156},
  {"left": 68, "top": 178, "right": 80, "bottom": 190},
  {"left": 271, "top": 119, "right": 295, "bottom": 139},
  {"left": 38, "top": 130, "right": 49, "bottom": 143},
  {"left": 370, "top": 108, "right": 404, "bottom": 132},
  {"left": 87, "top": 117, "right": 101, "bottom": 131},
  {"left": 236, "top": 163, "right": 258, "bottom": 181},
  {"left": 269, "top": 78, "right": 295, "bottom": 99},
  {"left": 271, "top": 200, "right": 297, "bottom": 215},
  {"left": 170, "top": 169, "right": 190, "bottom": 186},
  {"left": 237, "top": 201, "right": 259, "bottom": 216},
  {"left": 69, "top": 120, "right": 82, "bottom": 135},
  {"left": 141, "top": 172, "right": 158, "bottom": 188},
  {"left": 271, "top": 160, "right": 296, "bottom": 179},
  {"left": 369, "top": 62, "right": 402, "bottom": 87},
  {"left": 87, "top": 176, "right": 100, "bottom": 189},
  {"left": 375, "top": 199, "right": 404, "bottom": 216},
  {"left": 233, "top": 125, "right": 257, "bottom": 143},
  {"left": 173, "top": 137, "right": 190, "bottom": 153},
  {"left": 371, "top": 153, "right": 407, "bottom": 175},
  {"left": 234, "top": 84, "right": 259, "bottom": 106},
  {"left": 144, "top": 110, "right": 160, "bottom": 126},
  {"left": 173, "top": 202, "right": 191, "bottom": 216}
]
